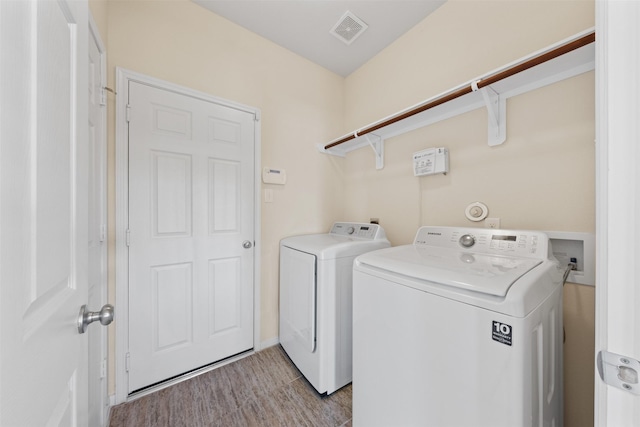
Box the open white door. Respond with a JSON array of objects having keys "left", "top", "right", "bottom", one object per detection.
[
  {"left": 0, "top": 0, "right": 90, "bottom": 425},
  {"left": 88, "top": 13, "right": 109, "bottom": 427},
  {"left": 595, "top": 1, "right": 640, "bottom": 425}
]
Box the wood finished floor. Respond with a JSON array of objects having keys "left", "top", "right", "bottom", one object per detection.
[{"left": 109, "top": 345, "right": 352, "bottom": 427}]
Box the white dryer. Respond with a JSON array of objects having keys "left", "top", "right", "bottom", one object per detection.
[
  {"left": 352, "top": 226, "right": 563, "bottom": 427},
  {"left": 279, "top": 222, "right": 390, "bottom": 395}
]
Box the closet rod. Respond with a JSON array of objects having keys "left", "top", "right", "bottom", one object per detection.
[{"left": 324, "top": 30, "right": 595, "bottom": 150}]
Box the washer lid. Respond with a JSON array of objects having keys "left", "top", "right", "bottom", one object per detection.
[
  {"left": 281, "top": 234, "right": 390, "bottom": 259},
  {"left": 356, "top": 245, "right": 542, "bottom": 297}
]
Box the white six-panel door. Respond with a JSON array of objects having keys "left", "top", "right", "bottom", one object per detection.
[
  {"left": 127, "top": 81, "right": 256, "bottom": 393},
  {"left": 0, "top": 0, "right": 89, "bottom": 425}
]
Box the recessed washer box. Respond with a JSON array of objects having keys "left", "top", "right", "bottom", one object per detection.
[{"left": 545, "top": 230, "right": 595, "bottom": 286}]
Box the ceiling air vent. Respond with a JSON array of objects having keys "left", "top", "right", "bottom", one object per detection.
[{"left": 330, "top": 11, "right": 368, "bottom": 45}]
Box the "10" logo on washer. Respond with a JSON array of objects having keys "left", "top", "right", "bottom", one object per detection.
[{"left": 492, "top": 321, "right": 513, "bottom": 346}]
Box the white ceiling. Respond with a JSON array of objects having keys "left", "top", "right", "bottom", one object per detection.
[{"left": 192, "top": 0, "right": 446, "bottom": 77}]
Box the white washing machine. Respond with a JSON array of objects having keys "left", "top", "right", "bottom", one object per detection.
[
  {"left": 279, "top": 222, "right": 390, "bottom": 395},
  {"left": 352, "top": 226, "right": 563, "bottom": 427}
]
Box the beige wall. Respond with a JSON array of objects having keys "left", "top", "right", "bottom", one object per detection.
[
  {"left": 89, "top": 0, "right": 108, "bottom": 41},
  {"left": 107, "top": 0, "right": 348, "bottom": 333},
  {"left": 345, "top": 0, "right": 595, "bottom": 130},
  {"left": 101, "top": 0, "right": 345, "bottom": 394},
  {"left": 93, "top": 0, "right": 596, "bottom": 425},
  {"left": 341, "top": 1, "right": 595, "bottom": 426}
]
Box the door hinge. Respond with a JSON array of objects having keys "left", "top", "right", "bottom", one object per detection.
[
  {"left": 126, "top": 104, "right": 131, "bottom": 122},
  {"left": 598, "top": 350, "right": 640, "bottom": 395},
  {"left": 126, "top": 229, "right": 131, "bottom": 247},
  {"left": 101, "top": 358, "right": 107, "bottom": 379},
  {"left": 125, "top": 353, "right": 130, "bottom": 373},
  {"left": 100, "top": 224, "right": 107, "bottom": 243}
]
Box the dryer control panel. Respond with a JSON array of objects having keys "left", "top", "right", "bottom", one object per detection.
[
  {"left": 330, "top": 222, "right": 387, "bottom": 240},
  {"left": 413, "top": 226, "right": 549, "bottom": 259}
]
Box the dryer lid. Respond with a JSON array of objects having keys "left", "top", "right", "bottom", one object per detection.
[
  {"left": 281, "top": 234, "right": 390, "bottom": 259},
  {"left": 356, "top": 245, "right": 542, "bottom": 297}
]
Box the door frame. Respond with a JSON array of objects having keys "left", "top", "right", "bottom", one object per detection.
[
  {"left": 88, "top": 12, "right": 109, "bottom": 425},
  {"left": 114, "top": 68, "right": 262, "bottom": 404},
  {"left": 594, "top": 1, "right": 640, "bottom": 425}
]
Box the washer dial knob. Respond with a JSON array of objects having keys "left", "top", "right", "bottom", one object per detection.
[
  {"left": 347, "top": 226, "right": 355, "bottom": 235},
  {"left": 459, "top": 234, "right": 476, "bottom": 248}
]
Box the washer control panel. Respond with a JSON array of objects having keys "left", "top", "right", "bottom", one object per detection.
[
  {"left": 330, "top": 222, "right": 386, "bottom": 240},
  {"left": 414, "top": 226, "right": 548, "bottom": 258}
]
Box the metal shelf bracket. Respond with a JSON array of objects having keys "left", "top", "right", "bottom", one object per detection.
[
  {"left": 365, "top": 134, "right": 384, "bottom": 170},
  {"left": 472, "top": 81, "right": 506, "bottom": 146}
]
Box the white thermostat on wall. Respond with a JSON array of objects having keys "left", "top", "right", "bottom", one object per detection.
[
  {"left": 262, "top": 167, "right": 287, "bottom": 185},
  {"left": 413, "top": 147, "right": 449, "bottom": 177}
]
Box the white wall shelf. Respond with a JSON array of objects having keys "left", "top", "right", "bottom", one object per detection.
[{"left": 319, "top": 28, "right": 595, "bottom": 169}]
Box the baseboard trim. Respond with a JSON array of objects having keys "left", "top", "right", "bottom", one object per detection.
[{"left": 259, "top": 337, "right": 280, "bottom": 351}]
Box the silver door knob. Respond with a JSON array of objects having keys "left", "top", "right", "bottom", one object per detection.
[
  {"left": 77, "top": 304, "right": 114, "bottom": 334},
  {"left": 242, "top": 240, "right": 253, "bottom": 249}
]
